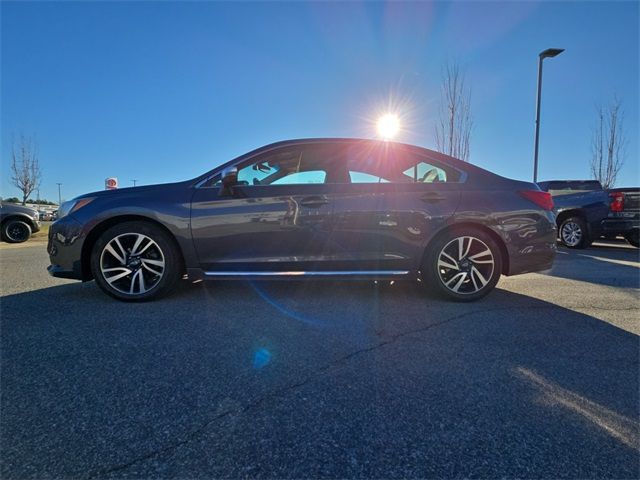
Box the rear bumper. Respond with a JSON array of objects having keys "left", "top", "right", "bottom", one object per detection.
[
  {"left": 503, "top": 211, "right": 557, "bottom": 276},
  {"left": 47, "top": 216, "right": 86, "bottom": 280},
  {"left": 507, "top": 241, "right": 556, "bottom": 275}
]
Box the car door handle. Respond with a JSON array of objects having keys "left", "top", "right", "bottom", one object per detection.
[
  {"left": 421, "top": 192, "right": 446, "bottom": 203},
  {"left": 300, "top": 196, "right": 330, "bottom": 208}
]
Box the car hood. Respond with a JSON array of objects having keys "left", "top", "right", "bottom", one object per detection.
[
  {"left": 0, "top": 203, "right": 38, "bottom": 215},
  {"left": 74, "top": 180, "right": 193, "bottom": 200}
]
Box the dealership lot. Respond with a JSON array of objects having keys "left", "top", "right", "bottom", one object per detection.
[{"left": 1, "top": 241, "right": 638, "bottom": 478}]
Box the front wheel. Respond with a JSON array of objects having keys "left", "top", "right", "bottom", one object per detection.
[
  {"left": 422, "top": 228, "right": 503, "bottom": 302},
  {"left": 559, "top": 216, "right": 591, "bottom": 249},
  {"left": 90, "top": 221, "right": 181, "bottom": 301},
  {"left": 2, "top": 220, "right": 32, "bottom": 243}
]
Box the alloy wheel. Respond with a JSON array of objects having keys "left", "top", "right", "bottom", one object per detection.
[
  {"left": 99, "top": 233, "right": 165, "bottom": 295},
  {"left": 561, "top": 221, "right": 582, "bottom": 247},
  {"left": 6, "top": 223, "right": 29, "bottom": 242},
  {"left": 437, "top": 236, "right": 495, "bottom": 295}
]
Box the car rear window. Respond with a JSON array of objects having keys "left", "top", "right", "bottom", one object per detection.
[{"left": 541, "top": 181, "right": 603, "bottom": 194}]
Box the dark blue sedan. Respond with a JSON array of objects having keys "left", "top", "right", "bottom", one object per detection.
[{"left": 48, "top": 139, "right": 556, "bottom": 302}]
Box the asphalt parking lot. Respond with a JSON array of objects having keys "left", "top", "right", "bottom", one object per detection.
[{"left": 1, "top": 239, "right": 638, "bottom": 479}]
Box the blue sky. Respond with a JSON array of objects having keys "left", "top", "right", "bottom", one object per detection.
[{"left": 2, "top": 1, "right": 638, "bottom": 202}]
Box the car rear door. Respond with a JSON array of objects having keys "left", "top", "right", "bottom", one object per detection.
[{"left": 325, "top": 143, "right": 462, "bottom": 272}]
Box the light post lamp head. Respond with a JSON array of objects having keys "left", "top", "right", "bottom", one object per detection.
[{"left": 540, "top": 48, "right": 564, "bottom": 59}]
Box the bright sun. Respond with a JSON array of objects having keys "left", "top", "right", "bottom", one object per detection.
[{"left": 377, "top": 113, "right": 400, "bottom": 140}]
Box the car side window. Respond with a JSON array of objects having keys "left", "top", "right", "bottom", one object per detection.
[
  {"left": 345, "top": 144, "right": 460, "bottom": 184},
  {"left": 232, "top": 147, "right": 336, "bottom": 186},
  {"left": 271, "top": 170, "right": 326, "bottom": 185},
  {"left": 349, "top": 171, "right": 391, "bottom": 183},
  {"left": 236, "top": 159, "right": 282, "bottom": 186},
  {"left": 403, "top": 162, "right": 448, "bottom": 183}
]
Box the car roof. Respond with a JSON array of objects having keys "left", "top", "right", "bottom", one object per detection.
[{"left": 248, "top": 137, "right": 467, "bottom": 165}]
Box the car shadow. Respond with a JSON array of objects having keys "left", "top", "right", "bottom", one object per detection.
[
  {"left": 1, "top": 279, "right": 638, "bottom": 478},
  {"left": 543, "top": 241, "right": 639, "bottom": 288}
]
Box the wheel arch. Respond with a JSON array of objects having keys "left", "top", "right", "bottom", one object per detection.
[
  {"left": 424, "top": 222, "right": 510, "bottom": 275},
  {"left": 555, "top": 208, "right": 585, "bottom": 227},
  {"left": 81, "top": 215, "right": 185, "bottom": 281},
  {"left": 1, "top": 214, "right": 36, "bottom": 230}
]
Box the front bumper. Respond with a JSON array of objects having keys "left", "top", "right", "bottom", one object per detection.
[{"left": 47, "top": 216, "right": 86, "bottom": 280}]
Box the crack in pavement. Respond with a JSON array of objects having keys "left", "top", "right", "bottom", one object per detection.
[{"left": 84, "top": 302, "right": 634, "bottom": 478}]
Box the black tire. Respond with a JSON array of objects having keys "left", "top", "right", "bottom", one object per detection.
[
  {"left": 421, "top": 227, "right": 503, "bottom": 302},
  {"left": 90, "top": 221, "right": 181, "bottom": 302},
  {"left": 625, "top": 231, "right": 639, "bottom": 248},
  {"left": 559, "top": 216, "right": 591, "bottom": 249},
  {"left": 2, "top": 220, "right": 32, "bottom": 243}
]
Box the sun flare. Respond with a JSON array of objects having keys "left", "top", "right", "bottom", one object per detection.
[{"left": 377, "top": 113, "right": 400, "bottom": 140}]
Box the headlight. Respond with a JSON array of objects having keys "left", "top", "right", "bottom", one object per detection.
[{"left": 57, "top": 197, "right": 96, "bottom": 219}]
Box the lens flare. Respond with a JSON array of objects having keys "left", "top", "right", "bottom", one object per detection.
[{"left": 377, "top": 114, "right": 400, "bottom": 140}]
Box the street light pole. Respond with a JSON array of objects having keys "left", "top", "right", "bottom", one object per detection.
[
  {"left": 56, "top": 183, "right": 62, "bottom": 206},
  {"left": 533, "top": 48, "right": 564, "bottom": 183},
  {"left": 131, "top": 179, "right": 138, "bottom": 186}
]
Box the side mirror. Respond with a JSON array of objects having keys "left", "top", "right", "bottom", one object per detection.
[{"left": 219, "top": 166, "right": 238, "bottom": 196}]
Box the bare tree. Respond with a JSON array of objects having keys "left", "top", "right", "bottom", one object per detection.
[
  {"left": 590, "top": 97, "right": 626, "bottom": 189},
  {"left": 434, "top": 62, "right": 473, "bottom": 162},
  {"left": 10, "top": 134, "right": 42, "bottom": 205}
]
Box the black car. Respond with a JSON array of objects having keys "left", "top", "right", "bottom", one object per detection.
[
  {"left": 48, "top": 139, "right": 556, "bottom": 302},
  {"left": 537, "top": 180, "right": 609, "bottom": 248},
  {"left": 0, "top": 201, "right": 41, "bottom": 243}
]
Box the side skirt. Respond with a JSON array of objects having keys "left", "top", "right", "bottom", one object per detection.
[{"left": 186, "top": 268, "right": 412, "bottom": 281}]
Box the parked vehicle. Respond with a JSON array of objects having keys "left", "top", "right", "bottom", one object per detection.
[
  {"left": 48, "top": 139, "right": 556, "bottom": 302},
  {"left": 537, "top": 180, "right": 609, "bottom": 248},
  {"left": 0, "top": 202, "right": 41, "bottom": 243},
  {"left": 602, "top": 187, "right": 640, "bottom": 247},
  {"left": 38, "top": 210, "right": 55, "bottom": 221}
]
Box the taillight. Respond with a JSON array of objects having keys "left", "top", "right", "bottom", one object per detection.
[
  {"left": 519, "top": 190, "right": 554, "bottom": 211},
  {"left": 609, "top": 192, "right": 624, "bottom": 212}
]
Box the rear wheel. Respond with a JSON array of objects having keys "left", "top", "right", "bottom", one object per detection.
[
  {"left": 90, "top": 221, "right": 181, "bottom": 301},
  {"left": 2, "top": 220, "right": 32, "bottom": 243},
  {"left": 422, "top": 228, "right": 503, "bottom": 302},
  {"left": 559, "top": 216, "right": 591, "bottom": 249},
  {"left": 625, "top": 231, "right": 639, "bottom": 248}
]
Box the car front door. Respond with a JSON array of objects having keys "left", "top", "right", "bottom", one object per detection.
[{"left": 190, "top": 144, "right": 340, "bottom": 273}]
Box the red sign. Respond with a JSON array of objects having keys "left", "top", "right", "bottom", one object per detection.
[{"left": 105, "top": 178, "right": 118, "bottom": 190}]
